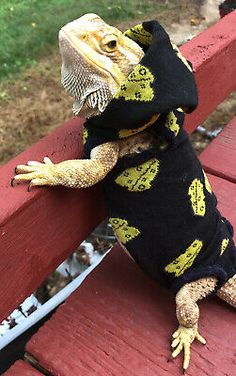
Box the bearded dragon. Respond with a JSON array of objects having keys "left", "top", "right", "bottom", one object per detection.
[{"left": 12, "top": 13, "right": 236, "bottom": 372}]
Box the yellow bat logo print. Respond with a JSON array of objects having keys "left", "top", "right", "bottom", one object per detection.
[
  {"left": 188, "top": 179, "right": 206, "bottom": 216},
  {"left": 165, "top": 239, "right": 203, "bottom": 277},
  {"left": 109, "top": 218, "right": 140, "bottom": 244},
  {"left": 115, "top": 158, "right": 160, "bottom": 192},
  {"left": 115, "top": 64, "right": 154, "bottom": 102},
  {"left": 220, "top": 238, "right": 229, "bottom": 256}
]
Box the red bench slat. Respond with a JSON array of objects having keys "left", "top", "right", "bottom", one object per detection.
[
  {"left": 25, "top": 174, "right": 236, "bottom": 376},
  {"left": 207, "top": 174, "right": 236, "bottom": 227},
  {"left": 182, "top": 10, "right": 236, "bottom": 133},
  {"left": 0, "top": 12, "right": 236, "bottom": 323},
  {"left": 200, "top": 116, "right": 236, "bottom": 183},
  {"left": 4, "top": 360, "right": 42, "bottom": 375},
  {"left": 26, "top": 251, "right": 235, "bottom": 375},
  {"left": 0, "top": 119, "right": 106, "bottom": 322}
]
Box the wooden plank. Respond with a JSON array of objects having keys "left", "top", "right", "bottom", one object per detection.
[
  {"left": 0, "top": 13, "right": 236, "bottom": 322},
  {"left": 26, "top": 248, "right": 190, "bottom": 376},
  {"left": 26, "top": 175, "right": 236, "bottom": 376},
  {"left": 4, "top": 360, "right": 42, "bottom": 375},
  {"left": 200, "top": 116, "right": 236, "bottom": 183},
  {"left": 0, "top": 119, "right": 106, "bottom": 322},
  {"left": 208, "top": 174, "right": 236, "bottom": 228},
  {"left": 182, "top": 10, "right": 236, "bottom": 133},
  {"left": 26, "top": 249, "right": 235, "bottom": 374}
]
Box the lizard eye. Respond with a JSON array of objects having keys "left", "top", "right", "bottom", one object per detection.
[
  {"left": 107, "top": 40, "right": 117, "bottom": 50},
  {"left": 100, "top": 34, "right": 118, "bottom": 52}
]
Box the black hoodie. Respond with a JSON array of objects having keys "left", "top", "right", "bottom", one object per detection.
[{"left": 84, "top": 21, "right": 236, "bottom": 293}]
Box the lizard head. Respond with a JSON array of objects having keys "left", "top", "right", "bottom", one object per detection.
[{"left": 59, "top": 13, "right": 144, "bottom": 118}]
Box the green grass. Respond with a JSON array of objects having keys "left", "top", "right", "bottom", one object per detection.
[{"left": 0, "top": 0, "right": 171, "bottom": 79}]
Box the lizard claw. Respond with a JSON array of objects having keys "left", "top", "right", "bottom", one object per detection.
[
  {"left": 12, "top": 157, "right": 57, "bottom": 189},
  {"left": 11, "top": 177, "right": 16, "bottom": 187},
  {"left": 171, "top": 324, "right": 206, "bottom": 371}
]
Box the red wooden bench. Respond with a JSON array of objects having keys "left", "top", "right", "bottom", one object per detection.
[{"left": 2, "top": 11, "right": 236, "bottom": 375}]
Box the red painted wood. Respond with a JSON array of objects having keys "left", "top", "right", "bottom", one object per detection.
[
  {"left": 207, "top": 173, "right": 236, "bottom": 230},
  {"left": 0, "top": 118, "right": 106, "bottom": 322},
  {"left": 1, "top": 13, "right": 236, "bottom": 322},
  {"left": 200, "top": 116, "right": 236, "bottom": 183},
  {"left": 26, "top": 175, "right": 236, "bottom": 376},
  {"left": 26, "top": 242, "right": 236, "bottom": 375},
  {"left": 182, "top": 11, "right": 236, "bottom": 133},
  {"left": 4, "top": 360, "right": 42, "bottom": 375}
]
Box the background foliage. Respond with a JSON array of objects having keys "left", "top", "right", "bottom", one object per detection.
[{"left": 0, "top": 0, "right": 175, "bottom": 79}]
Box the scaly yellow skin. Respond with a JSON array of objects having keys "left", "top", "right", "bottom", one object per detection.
[
  {"left": 59, "top": 13, "right": 144, "bottom": 118},
  {"left": 13, "top": 142, "right": 119, "bottom": 189},
  {"left": 12, "top": 13, "right": 236, "bottom": 372},
  {"left": 173, "top": 277, "right": 216, "bottom": 371}
]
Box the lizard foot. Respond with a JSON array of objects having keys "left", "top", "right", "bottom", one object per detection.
[
  {"left": 13, "top": 157, "right": 57, "bottom": 190},
  {"left": 171, "top": 324, "right": 206, "bottom": 372}
]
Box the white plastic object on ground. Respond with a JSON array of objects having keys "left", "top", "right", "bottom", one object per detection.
[{"left": 0, "top": 244, "right": 109, "bottom": 350}]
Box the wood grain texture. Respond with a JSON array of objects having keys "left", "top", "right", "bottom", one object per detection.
[
  {"left": 208, "top": 174, "right": 236, "bottom": 230},
  {"left": 26, "top": 240, "right": 235, "bottom": 375},
  {"left": 1, "top": 12, "right": 236, "bottom": 322},
  {"left": 182, "top": 10, "right": 236, "bottom": 133},
  {"left": 200, "top": 117, "right": 236, "bottom": 183},
  {"left": 4, "top": 360, "right": 42, "bottom": 375}
]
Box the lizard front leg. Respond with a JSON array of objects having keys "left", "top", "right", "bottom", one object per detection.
[
  {"left": 217, "top": 274, "right": 236, "bottom": 308},
  {"left": 172, "top": 276, "right": 217, "bottom": 371},
  {"left": 12, "top": 141, "right": 119, "bottom": 189}
]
